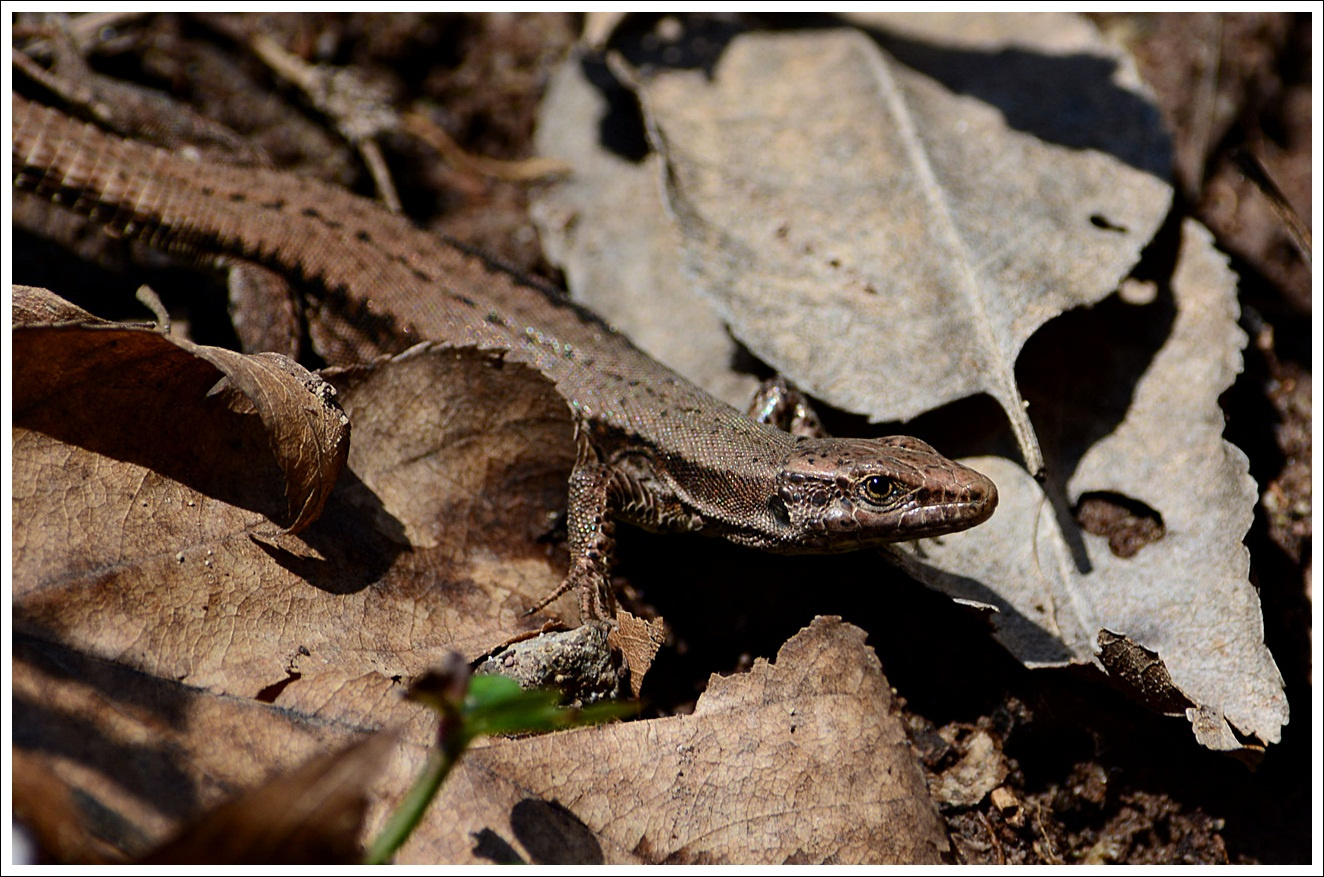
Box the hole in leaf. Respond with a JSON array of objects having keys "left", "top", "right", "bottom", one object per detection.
[
  {"left": 1075, "top": 492, "right": 1165, "bottom": 558},
  {"left": 1089, "top": 213, "right": 1129, "bottom": 233}
]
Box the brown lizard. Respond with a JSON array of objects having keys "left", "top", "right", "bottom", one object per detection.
[{"left": 11, "top": 91, "right": 997, "bottom": 621}]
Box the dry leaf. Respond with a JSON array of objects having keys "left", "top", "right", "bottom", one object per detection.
[
  {"left": 891, "top": 220, "right": 1288, "bottom": 750},
  {"left": 536, "top": 15, "right": 1172, "bottom": 473},
  {"left": 624, "top": 21, "right": 1170, "bottom": 472},
  {"left": 141, "top": 732, "right": 398, "bottom": 864},
  {"left": 12, "top": 285, "right": 349, "bottom": 536},
  {"left": 531, "top": 51, "right": 761, "bottom": 411},
  {"left": 9, "top": 290, "right": 603, "bottom": 861},
  {"left": 11, "top": 749, "right": 126, "bottom": 864},
  {"left": 11, "top": 634, "right": 415, "bottom": 861},
  {"left": 323, "top": 342, "right": 575, "bottom": 557},
  {"left": 15, "top": 584, "right": 947, "bottom": 863},
  {"left": 13, "top": 293, "right": 577, "bottom": 712},
  {"left": 607, "top": 609, "right": 667, "bottom": 698},
  {"left": 391, "top": 617, "right": 948, "bottom": 864}
]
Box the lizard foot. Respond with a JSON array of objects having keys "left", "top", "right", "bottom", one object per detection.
[{"left": 525, "top": 559, "right": 616, "bottom": 623}]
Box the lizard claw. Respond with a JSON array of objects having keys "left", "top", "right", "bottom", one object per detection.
[{"left": 525, "top": 561, "right": 616, "bottom": 622}]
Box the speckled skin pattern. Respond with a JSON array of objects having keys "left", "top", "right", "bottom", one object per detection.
[{"left": 13, "top": 93, "right": 997, "bottom": 620}]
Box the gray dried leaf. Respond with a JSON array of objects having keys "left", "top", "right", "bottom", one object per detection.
[
  {"left": 533, "top": 15, "right": 1280, "bottom": 754},
  {"left": 627, "top": 22, "right": 1172, "bottom": 472},
  {"left": 892, "top": 220, "right": 1288, "bottom": 751},
  {"left": 531, "top": 51, "right": 760, "bottom": 411}
]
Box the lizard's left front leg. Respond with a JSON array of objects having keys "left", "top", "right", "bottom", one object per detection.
[
  {"left": 563, "top": 455, "right": 620, "bottom": 621},
  {"left": 527, "top": 428, "right": 620, "bottom": 622}
]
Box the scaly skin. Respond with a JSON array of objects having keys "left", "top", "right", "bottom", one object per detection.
[{"left": 12, "top": 92, "right": 997, "bottom": 621}]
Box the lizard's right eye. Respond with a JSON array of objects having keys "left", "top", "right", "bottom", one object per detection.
[{"left": 861, "top": 475, "right": 901, "bottom": 506}]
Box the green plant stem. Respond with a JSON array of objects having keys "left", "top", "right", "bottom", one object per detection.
[{"left": 363, "top": 746, "right": 456, "bottom": 865}]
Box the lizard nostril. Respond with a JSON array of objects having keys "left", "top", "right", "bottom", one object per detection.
[{"left": 14, "top": 93, "right": 1002, "bottom": 628}]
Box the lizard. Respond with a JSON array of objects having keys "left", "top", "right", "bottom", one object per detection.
[{"left": 11, "top": 91, "right": 998, "bottom": 622}]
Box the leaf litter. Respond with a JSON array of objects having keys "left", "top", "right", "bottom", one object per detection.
[
  {"left": 11, "top": 285, "right": 938, "bottom": 862},
  {"left": 9, "top": 10, "right": 1306, "bottom": 865},
  {"left": 532, "top": 13, "right": 1286, "bottom": 753}
]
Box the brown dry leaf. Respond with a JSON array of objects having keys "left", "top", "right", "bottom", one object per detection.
[
  {"left": 11, "top": 633, "right": 423, "bottom": 862},
  {"left": 13, "top": 284, "right": 348, "bottom": 536},
  {"left": 11, "top": 749, "right": 126, "bottom": 864},
  {"left": 9, "top": 286, "right": 610, "bottom": 861},
  {"left": 608, "top": 609, "right": 666, "bottom": 698},
  {"left": 891, "top": 220, "right": 1288, "bottom": 751},
  {"left": 140, "top": 731, "right": 397, "bottom": 864},
  {"left": 392, "top": 617, "right": 948, "bottom": 864},
  {"left": 13, "top": 291, "right": 576, "bottom": 712},
  {"left": 543, "top": 15, "right": 1172, "bottom": 473},
  {"left": 15, "top": 596, "right": 947, "bottom": 862}
]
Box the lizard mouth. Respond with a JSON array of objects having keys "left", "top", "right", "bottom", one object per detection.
[{"left": 775, "top": 459, "right": 998, "bottom": 548}]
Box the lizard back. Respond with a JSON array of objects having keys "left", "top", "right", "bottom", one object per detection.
[{"left": 12, "top": 93, "right": 795, "bottom": 494}]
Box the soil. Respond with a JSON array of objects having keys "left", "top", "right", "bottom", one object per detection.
[{"left": 11, "top": 11, "right": 1314, "bottom": 864}]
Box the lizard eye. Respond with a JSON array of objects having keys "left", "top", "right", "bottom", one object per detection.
[{"left": 860, "top": 475, "right": 901, "bottom": 505}]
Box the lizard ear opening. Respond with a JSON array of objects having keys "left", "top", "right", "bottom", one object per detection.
[{"left": 768, "top": 495, "right": 791, "bottom": 528}]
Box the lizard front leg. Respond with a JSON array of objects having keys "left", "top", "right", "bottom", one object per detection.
[
  {"left": 563, "top": 456, "right": 620, "bottom": 621},
  {"left": 527, "top": 428, "right": 620, "bottom": 622},
  {"left": 748, "top": 376, "right": 826, "bottom": 438}
]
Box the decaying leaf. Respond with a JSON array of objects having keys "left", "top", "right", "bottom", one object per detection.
[
  {"left": 11, "top": 634, "right": 420, "bottom": 862},
  {"left": 13, "top": 285, "right": 349, "bottom": 535},
  {"left": 13, "top": 291, "right": 577, "bottom": 712},
  {"left": 531, "top": 52, "right": 761, "bottom": 411},
  {"left": 322, "top": 341, "right": 574, "bottom": 557},
  {"left": 140, "top": 731, "right": 398, "bottom": 864},
  {"left": 607, "top": 609, "right": 667, "bottom": 698},
  {"left": 11, "top": 748, "right": 126, "bottom": 864},
  {"left": 15, "top": 471, "right": 946, "bottom": 867},
  {"left": 390, "top": 617, "right": 949, "bottom": 864},
  {"left": 537, "top": 15, "right": 1173, "bottom": 473},
  {"left": 891, "top": 220, "right": 1288, "bottom": 750}
]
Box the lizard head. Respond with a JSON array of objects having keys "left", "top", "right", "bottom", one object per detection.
[{"left": 768, "top": 435, "right": 997, "bottom": 551}]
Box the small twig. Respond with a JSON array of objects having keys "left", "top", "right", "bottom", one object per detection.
[
  {"left": 1030, "top": 801, "right": 1063, "bottom": 865},
  {"left": 400, "top": 110, "right": 571, "bottom": 183},
  {"left": 135, "top": 285, "right": 171, "bottom": 333},
  {"left": 248, "top": 31, "right": 403, "bottom": 212},
  {"left": 356, "top": 138, "right": 402, "bottom": 214},
  {"left": 1231, "top": 148, "right": 1312, "bottom": 265}
]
